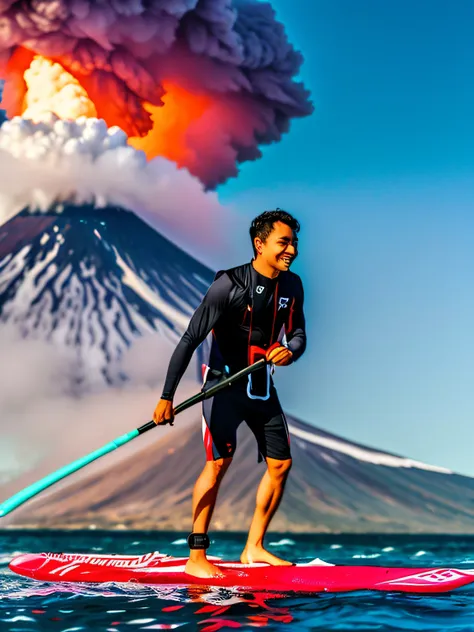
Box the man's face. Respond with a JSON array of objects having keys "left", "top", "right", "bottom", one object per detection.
[{"left": 255, "top": 221, "right": 298, "bottom": 272}]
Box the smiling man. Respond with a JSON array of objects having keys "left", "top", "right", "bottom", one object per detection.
[{"left": 153, "top": 209, "right": 307, "bottom": 578}]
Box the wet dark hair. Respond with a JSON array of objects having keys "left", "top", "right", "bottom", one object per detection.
[{"left": 249, "top": 208, "right": 300, "bottom": 256}]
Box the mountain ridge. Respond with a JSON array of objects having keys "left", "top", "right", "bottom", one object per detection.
[{"left": 4, "top": 412, "right": 474, "bottom": 534}]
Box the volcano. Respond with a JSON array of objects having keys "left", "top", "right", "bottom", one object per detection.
[{"left": 0, "top": 203, "right": 214, "bottom": 387}]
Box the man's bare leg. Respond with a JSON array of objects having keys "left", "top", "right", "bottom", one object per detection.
[
  {"left": 241, "top": 457, "right": 293, "bottom": 565},
  {"left": 185, "top": 457, "right": 232, "bottom": 578}
]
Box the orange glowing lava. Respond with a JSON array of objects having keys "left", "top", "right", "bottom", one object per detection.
[{"left": 129, "top": 82, "right": 213, "bottom": 166}]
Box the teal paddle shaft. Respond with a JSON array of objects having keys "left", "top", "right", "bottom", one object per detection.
[{"left": 0, "top": 358, "right": 267, "bottom": 518}]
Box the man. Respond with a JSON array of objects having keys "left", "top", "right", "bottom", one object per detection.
[{"left": 153, "top": 209, "right": 307, "bottom": 578}]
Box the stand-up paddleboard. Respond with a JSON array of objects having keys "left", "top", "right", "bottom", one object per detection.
[{"left": 9, "top": 551, "right": 474, "bottom": 593}]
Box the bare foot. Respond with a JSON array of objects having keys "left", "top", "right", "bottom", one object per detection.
[
  {"left": 185, "top": 557, "right": 225, "bottom": 579},
  {"left": 240, "top": 546, "right": 294, "bottom": 566}
]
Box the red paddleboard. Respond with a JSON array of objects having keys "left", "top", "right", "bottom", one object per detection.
[{"left": 8, "top": 551, "right": 474, "bottom": 593}]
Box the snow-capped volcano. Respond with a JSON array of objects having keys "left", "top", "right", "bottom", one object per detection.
[{"left": 0, "top": 203, "right": 214, "bottom": 387}]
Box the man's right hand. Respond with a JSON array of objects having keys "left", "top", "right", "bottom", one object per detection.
[{"left": 153, "top": 398, "right": 175, "bottom": 426}]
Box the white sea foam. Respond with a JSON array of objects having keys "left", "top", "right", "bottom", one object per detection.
[{"left": 269, "top": 538, "right": 295, "bottom": 547}]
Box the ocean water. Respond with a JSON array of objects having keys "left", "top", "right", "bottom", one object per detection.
[{"left": 1, "top": 531, "right": 474, "bottom": 631}]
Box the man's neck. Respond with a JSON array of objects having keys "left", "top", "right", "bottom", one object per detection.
[{"left": 251, "top": 258, "right": 280, "bottom": 280}]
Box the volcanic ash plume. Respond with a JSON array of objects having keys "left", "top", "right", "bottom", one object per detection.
[{"left": 0, "top": 0, "right": 313, "bottom": 188}]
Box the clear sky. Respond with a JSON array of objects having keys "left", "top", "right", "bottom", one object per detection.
[{"left": 217, "top": 0, "right": 474, "bottom": 475}]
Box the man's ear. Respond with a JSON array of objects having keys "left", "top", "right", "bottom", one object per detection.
[{"left": 254, "top": 236, "right": 264, "bottom": 255}]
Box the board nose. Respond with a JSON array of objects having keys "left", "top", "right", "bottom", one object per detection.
[{"left": 9, "top": 553, "right": 46, "bottom": 576}]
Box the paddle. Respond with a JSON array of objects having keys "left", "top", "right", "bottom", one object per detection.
[{"left": 0, "top": 358, "right": 267, "bottom": 517}]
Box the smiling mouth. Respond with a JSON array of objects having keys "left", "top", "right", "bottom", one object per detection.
[{"left": 280, "top": 257, "right": 293, "bottom": 265}]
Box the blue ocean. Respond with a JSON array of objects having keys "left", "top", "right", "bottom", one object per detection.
[{"left": 1, "top": 531, "right": 474, "bottom": 631}]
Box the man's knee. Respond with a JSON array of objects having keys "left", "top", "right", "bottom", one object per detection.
[
  {"left": 205, "top": 457, "right": 233, "bottom": 484},
  {"left": 267, "top": 457, "right": 292, "bottom": 481}
]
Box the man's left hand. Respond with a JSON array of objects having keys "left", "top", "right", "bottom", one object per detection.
[{"left": 266, "top": 345, "right": 293, "bottom": 366}]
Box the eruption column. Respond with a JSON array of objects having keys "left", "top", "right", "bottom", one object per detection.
[{"left": 0, "top": 0, "right": 314, "bottom": 188}]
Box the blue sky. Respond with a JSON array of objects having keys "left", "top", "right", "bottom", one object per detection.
[{"left": 217, "top": 0, "right": 474, "bottom": 475}]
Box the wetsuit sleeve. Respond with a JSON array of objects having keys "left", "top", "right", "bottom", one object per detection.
[
  {"left": 286, "top": 276, "right": 307, "bottom": 363},
  {"left": 160, "top": 272, "right": 232, "bottom": 400}
]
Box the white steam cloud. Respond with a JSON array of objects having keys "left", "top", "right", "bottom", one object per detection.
[{"left": 0, "top": 114, "right": 244, "bottom": 266}]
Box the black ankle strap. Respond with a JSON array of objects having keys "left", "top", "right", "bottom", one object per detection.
[{"left": 187, "top": 533, "right": 210, "bottom": 550}]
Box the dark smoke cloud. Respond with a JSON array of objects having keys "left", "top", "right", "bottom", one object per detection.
[{"left": 0, "top": 0, "right": 313, "bottom": 188}]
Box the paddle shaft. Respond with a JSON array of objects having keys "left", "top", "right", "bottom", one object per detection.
[{"left": 0, "top": 358, "right": 267, "bottom": 517}]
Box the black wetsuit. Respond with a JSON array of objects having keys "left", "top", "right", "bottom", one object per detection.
[{"left": 161, "top": 261, "right": 307, "bottom": 462}]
